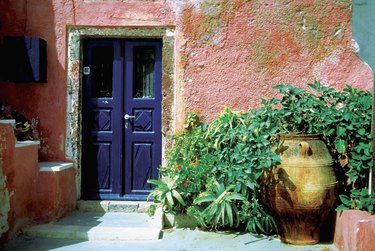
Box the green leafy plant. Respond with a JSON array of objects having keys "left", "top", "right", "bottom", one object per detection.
[
  {"left": 337, "top": 188, "right": 375, "bottom": 213},
  {"left": 244, "top": 197, "right": 278, "bottom": 235},
  {"left": 148, "top": 81, "right": 374, "bottom": 237},
  {"left": 148, "top": 111, "right": 279, "bottom": 234},
  {"left": 147, "top": 177, "right": 186, "bottom": 213},
  {"left": 188, "top": 179, "right": 245, "bottom": 230}
]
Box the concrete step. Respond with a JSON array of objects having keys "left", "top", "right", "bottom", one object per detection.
[
  {"left": 77, "top": 200, "right": 153, "bottom": 213},
  {"left": 22, "top": 210, "right": 163, "bottom": 241}
]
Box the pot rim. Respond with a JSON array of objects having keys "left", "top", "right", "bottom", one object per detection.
[{"left": 278, "top": 133, "right": 323, "bottom": 140}]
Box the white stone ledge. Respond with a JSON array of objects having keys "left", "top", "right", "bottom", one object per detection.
[
  {"left": 38, "top": 162, "right": 74, "bottom": 172},
  {"left": 16, "top": 140, "right": 40, "bottom": 148},
  {"left": 0, "top": 119, "right": 16, "bottom": 125}
]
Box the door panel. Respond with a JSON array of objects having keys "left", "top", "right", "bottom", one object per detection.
[
  {"left": 124, "top": 41, "right": 162, "bottom": 199},
  {"left": 82, "top": 39, "right": 123, "bottom": 199},
  {"left": 82, "top": 39, "right": 162, "bottom": 200},
  {"left": 132, "top": 143, "right": 152, "bottom": 190}
]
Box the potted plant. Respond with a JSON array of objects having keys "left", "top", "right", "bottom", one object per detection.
[{"left": 254, "top": 81, "right": 374, "bottom": 245}]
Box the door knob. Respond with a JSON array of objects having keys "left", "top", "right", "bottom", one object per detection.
[{"left": 124, "top": 114, "right": 136, "bottom": 120}]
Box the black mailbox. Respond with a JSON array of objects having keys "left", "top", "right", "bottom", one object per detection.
[{"left": 3, "top": 36, "right": 47, "bottom": 83}]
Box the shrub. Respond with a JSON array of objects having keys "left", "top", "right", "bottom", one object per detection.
[{"left": 148, "top": 81, "right": 374, "bottom": 235}]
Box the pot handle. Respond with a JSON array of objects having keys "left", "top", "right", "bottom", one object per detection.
[{"left": 299, "top": 141, "right": 312, "bottom": 157}]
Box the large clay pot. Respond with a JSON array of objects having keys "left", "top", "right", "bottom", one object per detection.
[{"left": 261, "top": 134, "right": 338, "bottom": 245}]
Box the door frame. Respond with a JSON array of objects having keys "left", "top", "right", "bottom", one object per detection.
[{"left": 66, "top": 27, "right": 180, "bottom": 200}]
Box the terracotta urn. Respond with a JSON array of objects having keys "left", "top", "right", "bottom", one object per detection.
[{"left": 261, "top": 134, "right": 338, "bottom": 245}]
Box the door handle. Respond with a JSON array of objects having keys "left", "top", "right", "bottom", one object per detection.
[{"left": 124, "top": 114, "right": 136, "bottom": 120}]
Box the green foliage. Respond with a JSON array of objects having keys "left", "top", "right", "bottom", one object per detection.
[
  {"left": 336, "top": 189, "right": 375, "bottom": 213},
  {"left": 148, "top": 81, "right": 374, "bottom": 236},
  {"left": 147, "top": 177, "right": 186, "bottom": 213},
  {"left": 188, "top": 179, "right": 245, "bottom": 230},
  {"left": 261, "top": 81, "right": 374, "bottom": 213},
  {"left": 243, "top": 197, "right": 278, "bottom": 235},
  {"left": 149, "top": 110, "right": 278, "bottom": 234},
  {"left": 204, "top": 108, "right": 281, "bottom": 193}
]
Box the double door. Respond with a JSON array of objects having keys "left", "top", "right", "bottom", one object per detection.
[{"left": 81, "top": 38, "right": 162, "bottom": 200}]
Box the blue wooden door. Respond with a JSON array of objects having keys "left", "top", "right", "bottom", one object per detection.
[{"left": 82, "top": 38, "right": 162, "bottom": 200}]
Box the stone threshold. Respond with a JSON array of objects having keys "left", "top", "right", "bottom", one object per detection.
[{"left": 78, "top": 200, "right": 153, "bottom": 213}]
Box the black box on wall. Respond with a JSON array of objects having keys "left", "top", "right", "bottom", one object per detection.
[{"left": 3, "top": 36, "right": 47, "bottom": 83}]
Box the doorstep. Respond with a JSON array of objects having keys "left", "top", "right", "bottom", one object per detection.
[
  {"left": 77, "top": 200, "right": 153, "bottom": 213},
  {"left": 22, "top": 209, "right": 163, "bottom": 241}
]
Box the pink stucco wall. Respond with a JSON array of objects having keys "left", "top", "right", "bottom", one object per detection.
[
  {"left": 0, "top": 124, "right": 76, "bottom": 241},
  {"left": 178, "top": 0, "right": 373, "bottom": 120},
  {"left": 334, "top": 210, "right": 375, "bottom": 251},
  {"left": 0, "top": 0, "right": 373, "bottom": 160}
]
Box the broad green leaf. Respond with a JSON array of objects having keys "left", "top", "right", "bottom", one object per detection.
[
  {"left": 225, "top": 202, "right": 233, "bottom": 227},
  {"left": 255, "top": 218, "right": 266, "bottom": 234},
  {"left": 194, "top": 193, "right": 216, "bottom": 204},
  {"left": 227, "top": 192, "right": 246, "bottom": 201},
  {"left": 172, "top": 189, "right": 186, "bottom": 206},
  {"left": 339, "top": 194, "right": 351, "bottom": 205},
  {"left": 368, "top": 204, "right": 374, "bottom": 212},
  {"left": 346, "top": 170, "right": 358, "bottom": 183},
  {"left": 336, "top": 204, "right": 349, "bottom": 211},
  {"left": 335, "top": 139, "right": 346, "bottom": 153},
  {"left": 337, "top": 126, "right": 346, "bottom": 137},
  {"left": 147, "top": 179, "right": 165, "bottom": 186},
  {"left": 358, "top": 128, "right": 366, "bottom": 135},
  {"left": 233, "top": 206, "right": 240, "bottom": 228},
  {"left": 166, "top": 192, "right": 174, "bottom": 207}
]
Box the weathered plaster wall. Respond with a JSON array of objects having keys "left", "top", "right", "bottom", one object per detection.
[
  {"left": 0, "top": 123, "right": 75, "bottom": 241},
  {"left": 0, "top": 0, "right": 175, "bottom": 161},
  {"left": 0, "top": 159, "right": 10, "bottom": 238},
  {"left": 7, "top": 143, "right": 39, "bottom": 240},
  {"left": 0, "top": 125, "right": 12, "bottom": 240},
  {"left": 0, "top": 0, "right": 73, "bottom": 161},
  {"left": 0, "top": 0, "right": 373, "bottom": 160},
  {"left": 177, "top": 0, "right": 373, "bottom": 120}
]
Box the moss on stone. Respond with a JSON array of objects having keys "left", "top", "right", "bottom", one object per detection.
[
  {"left": 200, "top": 0, "right": 233, "bottom": 37},
  {"left": 252, "top": 36, "right": 280, "bottom": 74}
]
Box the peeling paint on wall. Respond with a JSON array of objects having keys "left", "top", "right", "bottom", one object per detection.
[{"left": 177, "top": 0, "right": 373, "bottom": 121}]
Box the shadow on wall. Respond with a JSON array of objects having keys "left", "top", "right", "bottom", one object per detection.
[
  {"left": 0, "top": 0, "right": 68, "bottom": 161},
  {"left": 0, "top": 0, "right": 79, "bottom": 245}
]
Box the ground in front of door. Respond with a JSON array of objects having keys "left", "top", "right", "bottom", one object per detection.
[{"left": 2, "top": 228, "right": 338, "bottom": 251}]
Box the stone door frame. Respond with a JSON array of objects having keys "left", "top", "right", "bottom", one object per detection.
[{"left": 66, "top": 26, "right": 177, "bottom": 199}]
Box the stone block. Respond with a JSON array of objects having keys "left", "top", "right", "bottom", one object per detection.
[
  {"left": 33, "top": 163, "right": 77, "bottom": 222},
  {"left": 164, "top": 213, "right": 197, "bottom": 229}
]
